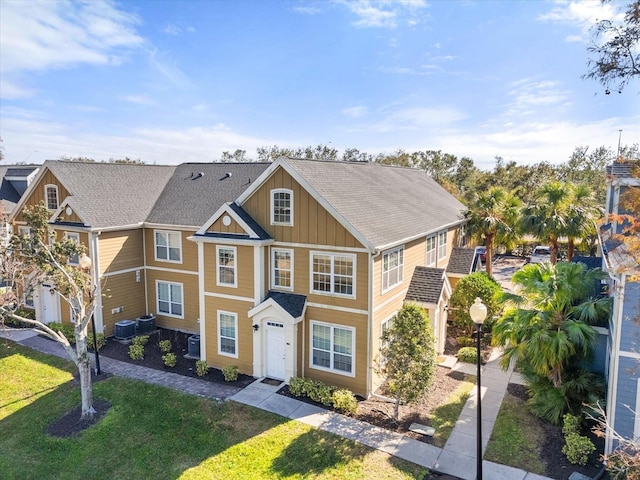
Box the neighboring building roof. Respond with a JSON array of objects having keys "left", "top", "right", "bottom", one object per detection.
[
  {"left": 571, "top": 255, "right": 602, "bottom": 271},
  {"left": 265, "top": 291, "right": 307, "bottom": 318},
  {"left": 446, "top": 247, "right": 477, "bottom": 275},
  {"left": 248, "top": 158, "right": 467, "bottom": 250},
  {"left": 43, "top": 161, "right": 177, "bottom": 229},
  {"left": 607, "top": 160, "right": 640, "bottom": 179},
  {"left": 0, "top": 165, "right": 39, "bottom": 214},
  {"left": 147, "top": 163, "right": 270, "bottom": 227},
  {"left": 405, "top": 266, "right": 446, "bottom": 305}
]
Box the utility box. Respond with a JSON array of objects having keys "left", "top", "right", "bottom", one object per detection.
[
  {"left": 188, "top": 335, "right": 200, "bottom": 357},
  {"left": 136, "top": 315, "right": 156, "bottom": 334},
  {"left": 115, "top": 320, "right": 136, "bottom": 340}
]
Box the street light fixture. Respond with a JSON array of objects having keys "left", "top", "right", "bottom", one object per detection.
[
  {"left": 469, "top": 297, "right": 487, "bottom": 480},
  {"left": 79, "top": 254, "right": 100, "bottom": 375}
]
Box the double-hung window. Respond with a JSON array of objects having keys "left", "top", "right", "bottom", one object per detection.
[
  {"left": 217, "top": 246, "right": 237, "bottom": 287},
  {"left": 311, "top": 252, "right": 355, "bottom": 297},
  {"left": 65, "top": 232, "right": 80, "bottom": 266},
  {"left": 426, "top": 235, "right": 436, "bottom": 266},
  {"left": 382, "top": 246, "right": 403, "bottom": 292},
  {"left": 218, "top": 311, "right": 238, "bottom": 357},
  {"left": 45, "top": 185, "right": 59, "bottom": 210},
  {"left": 311, "top": 322, "right": 354, "bottom": 375},
  {"left": 272, "top": 248, "right": 293, "bottom": 290},
  {"left": 438, "top": 231, "right": 447, "bottom": 259},
  {"left": 157, "top": 281, "right": 183, "bottom": 318},
  {"left": 271, "top": 189, "right": 293, "bottom": 225},
  {"left": 155, "top": 230, "right": 182, "bottom": 263}
]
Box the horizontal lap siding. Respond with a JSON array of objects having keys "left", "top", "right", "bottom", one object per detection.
[
  {"left": 203, "top": 296, "right": 253, "bottom": 375},
  {"left": 146, "top": 270, "right": 199, "bottom": 333},
  {"left": 203, "top": 243, "right": 254, "bottom": 299},
  {"left": 614, "top": 356, "right": 640, "bottom": 440},
  {"left": 99, "top": 230, "right": 144, "bottom": 275},
  {"left": 242, "top": 167, "right": 363, "bottom": 249},
  {"left": 144, "top": 228, "right": 198, "bottom": 272},
  {"left": 301, "top": 305, "right": 368, "bottom": 396},
  {"left": 101, "top": 271, "right": 147, "bottom": 336}
]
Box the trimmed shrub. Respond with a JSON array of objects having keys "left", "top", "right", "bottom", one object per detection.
[
  {"left": 162, "top": 352, "right": 177, "bottom": 368},
  {"left": 449, "top": 272, "right": 502, "bottom": 335},
  {"left": 458, "top": 347, "right": 478, "bottom": 364},
  {"left": 457, "top": 336, "right": 474, "bottom": 347},
  {"left": 562, "top": 432, "right": 595, "bottom": 466},
  {"left": 158, "top": 340, "right": 172, "bottom": 353},
  {"left": 332, "top": 389, "right": 358, "bottom": 415},
  {"left": 87, "top": 332, "right": 105, "bottom": 351},
  {"left": 49, "top": 322, "right": 75, "bottom": 344},
  {"left": 128, "top": 344, "right": 144, "bottom": 360},
  {"left": 562, "top": 413, "right": 581, "bottom": 437},
  {"left": 288, "top": 377, "right": 308, "bottom": 397},
  {"left": 307, "top": 380, "right": 336, "bottom": 406},
  {"left": 222, "top": 365, "right": 239, "bottom": 382},
  {"left": 132, "top": 335, "right": 149, "bottom": 347},
  {"left": 195, "top": 360, "right": 209, "bottom": 377}
]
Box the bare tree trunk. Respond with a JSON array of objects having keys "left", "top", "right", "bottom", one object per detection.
[
  {"left": 550, "top": 237, "right": 560, "bottom": 264},
  {"left": 567, "top": 238, "right": 575, "bottom": 262},
  {"left": 75, "top": 323, "right": 95, "bottom": 420}
]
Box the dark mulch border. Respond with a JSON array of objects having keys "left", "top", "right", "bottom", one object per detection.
[{"left": 47, "top": 398, "right": 112, "bottom": 438}]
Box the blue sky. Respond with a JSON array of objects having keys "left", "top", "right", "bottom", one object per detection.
[{"left": 1, "top": 0, "right": 638, "bottom": 169}]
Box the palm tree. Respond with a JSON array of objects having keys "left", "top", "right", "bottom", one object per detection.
[
  {"left": 520, "top": 181, "right": 572, "bottom": 264},
  {"left": 493, "top": 262, "right": 610, "bottom": 388},
  {"left": 465, "top": 187, "right": 520, "bottom": 276},
  {"left": 565, "top": 184, "right": 601, "bottom": 261}
]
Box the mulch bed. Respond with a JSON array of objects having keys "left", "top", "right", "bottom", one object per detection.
[
  {"left": 48, "top": 398, "right": 112, "bottom": 438},
  {"left": 278, "top": 365, "right": 472, "bottom": 445},
  {"left": 98, "top": 328, "right": 255, "bottom": 388},
  {"left": 507, "top": 383, "right": 608, "bottom": 480}
]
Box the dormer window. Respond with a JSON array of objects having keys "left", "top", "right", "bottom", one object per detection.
[
  {"left": 271, "top": 189, "right": 293, "bottom": 226},
  {"left": 45, "top": 185, "right": 59, "bottom": 210}
]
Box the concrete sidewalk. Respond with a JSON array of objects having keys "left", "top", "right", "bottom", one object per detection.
[{"left": 2, "top": 327, "right": 550, "bottom": 480}]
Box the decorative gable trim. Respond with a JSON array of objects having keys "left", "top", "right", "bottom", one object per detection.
[
  {"left": 11, "top": 163, "right": 73, "bottom": 221},
  {"left": 50, "top": 198, "right": 89, "bottom": 227},
  {"left": 197, "top": 202, "right": 262, "bottom": 239},
  {"left": 248, "top": 297, "right": 306, "bottom": 324},
  {"left": 235, "top": 157, "right": 376, "bottom": 253}
]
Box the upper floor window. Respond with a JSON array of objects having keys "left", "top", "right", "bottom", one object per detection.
[
  {"left": 45, "top": 185, "right": 59, "bottom": 210},
  {"left": 154, "top": 230, "right": 182, "bottom": 263},
  {"left": 271, "top": 189, "right": 293, "bottom": 226},
  {"left": 157, "top": 281, "right": 183, "bottom": 318},
  {"left": 426, "top": 235, "right": 436, "bottom": 266},
  {"left": 311, "top": 252, "right": 355, "bottom": 297},
  {"left": 65, "top": 232, "right": 80, "bottom": 266},
  {"left": 382, "top": 246, "right": 403, "bottom": 292},
  {"left": 311, "top": 321, "right": 354, "bottom": 375},
  {"left": 217, "top": 246, "right": 237, "bottom": 287},
  {"left": 272, "top": 248, "right": 293, "bottom": 290},
  {"left": 438, "top": 231, "right": 447, "bottom": 259}
]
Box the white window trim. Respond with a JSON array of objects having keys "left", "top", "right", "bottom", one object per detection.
[
  {"left": 154, "top": 230, "right": 182, "bottom": 264},
  {"left": 217, "top": 310, "right": 238, "bottom": 358},
  {"left": 271, "top": 248, "right": 294, "bottom": 291},
  {"left": 45, "top": 184, "right": 59, "bottom": 210},
  {"left": 426, "top": 234, "right": 436, "bottom": 267},
  {"left": 270, "top": 188, "right": 294, "bottom": 226},
  {"left": 65, "top": 232, "right": 80, "bottom": 266},
  {"left": 309, "top": 320, "right": 355, "bottom": 377},
  {"left": 438, "top": 230, "right": 447, "bottom": 260},
  {"left": 216, "top": 245, "right": 237, "bottom": 288},
  {"left": 155, "top": 280, "right": 184, "bottom": 319},
  {"left": 381, "top": 246, "right": 404, "bottom": 294},
  {"left": 18, "top": 226, "right": 30, "bottom": 236},
  {"left": 309, "top": 251, "right": 356, "bottom": 299}
]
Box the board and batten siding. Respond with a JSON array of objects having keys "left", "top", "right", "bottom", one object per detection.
[
  {"left": 207, "top": 215, "right": 246, "bottom": 235},
  {"left": 145, "top": 269, "right": 199, "bottom": 333},
  {"left": 203, "top": 296, "right": 254, "bottom": 375},
  {"left": 98, "top": 229, "right": 144, "bottom": 276},
  {"left": 242, "top": 167, "right": 364, "bottom": 249},
  {"left": 101, "top": 270, "right": 147, "bottom": 336},
  {"left": 14, "top": 169, "right": 71, "bottom": 223}
]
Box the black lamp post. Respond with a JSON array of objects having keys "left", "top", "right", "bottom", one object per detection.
[
  {"left": 79, "top": 254, "right": 100, "bottom": 375},
  {"left": 469, "top": 297, "right": 487, "bottom": 480}
]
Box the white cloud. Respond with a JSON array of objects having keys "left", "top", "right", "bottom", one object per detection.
[
  {"left": 502, "top": 79, "right": 570, "bottom": 118},
  {"left": 148, "top": 49, "right": 193, "bottom": 90},
  {"left": 163, "top": 24, "right": 182, "bottom": 35},
  {"left": 293, "top": 5, "right": 322, "bottom": 15},
  {"left": 538, "top": 0, "right": 618, "bottom": 42},
  {"left": 121, "top": 95, "right": 156, "bottom": 106},
  {"left": 342, "top": 106, "right": 368, "bottom": 118},
  {"left": 340, "top": 0, "right": 427, "bottom": 29},
  {"left": 365, "top": 106, "right": 467, "bottom": 133}
]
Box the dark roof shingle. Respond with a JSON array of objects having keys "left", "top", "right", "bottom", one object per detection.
[{"left": 405, "top": 266, "right": 446, "bottom": 305}]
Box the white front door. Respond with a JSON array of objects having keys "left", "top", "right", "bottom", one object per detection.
[
  {"left": 40, "top": 283, "right": 58, "bottom": 324},
  {"left": 265, "top": 322, "right": 286, "bottom": 380}
]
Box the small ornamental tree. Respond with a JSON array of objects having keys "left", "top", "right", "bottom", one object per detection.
[
  {"left": 378, "top": 303, "right": 436, "bottom": 422},
  {"left": 0, "top": 203, "right": 98, "bottom": 420},
  {"left": 449, "top": 272, "right": 502, "bottom": 336}
]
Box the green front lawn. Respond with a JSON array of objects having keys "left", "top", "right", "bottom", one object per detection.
[{"left": 0, "top": 341, "right": 426, "bottom": 480}]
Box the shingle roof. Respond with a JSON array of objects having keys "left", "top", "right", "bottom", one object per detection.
[
  {"left": 405, "top": 266, "right": 446, "bottom": 305},
  {"left": 607, "top": 160, "right": 640, "bottom": 178},
  {"left": 44, "top": 161, "right": 176, "bottom": 229},
  {"left": 147, "top": 163, "right": 270, "bottom": 227},
  {"left": 228, "top": 203, "right": 272, "bottom": 240},
  {"left": 266, "top": 291, "right": 307, "bottom": 318},
  {"left": 571, "top": 255, "right": 602, "bottom": 271},
  {"left": 283, "top": 159, "right": 467, "bottom": 249},
  {"left": 446, "top": 247, "right": 477, "bottom": 275}
]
